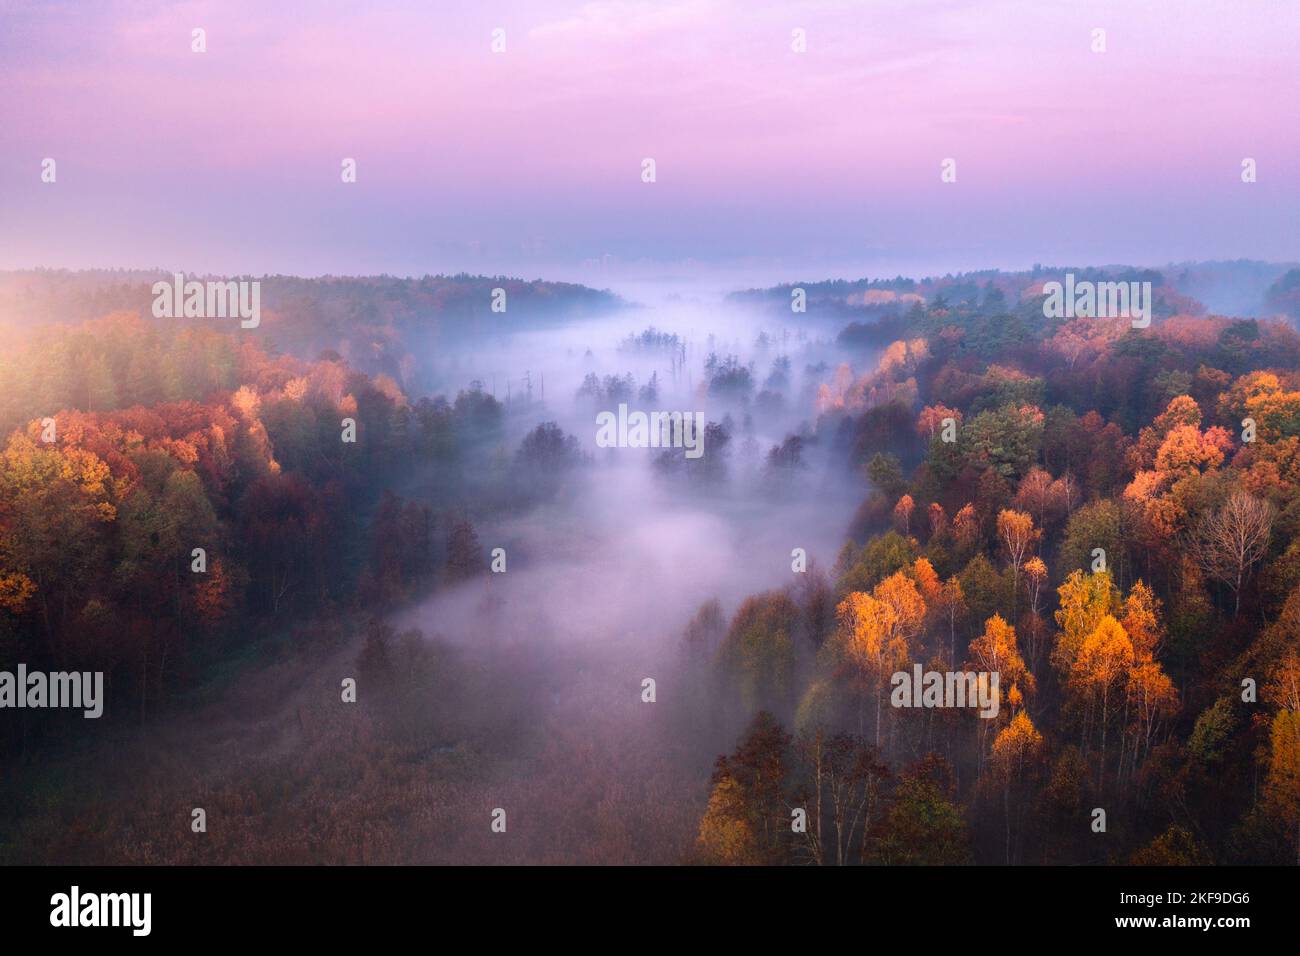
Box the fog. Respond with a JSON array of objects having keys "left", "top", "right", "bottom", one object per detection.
[
  {"left": 374, "top": 292, "right": 871, "bottom": 861},
  {"left": 0, "top": 275, "right": 895, "bottom": 864}
]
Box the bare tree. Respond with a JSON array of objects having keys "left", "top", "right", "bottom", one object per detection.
[
  {"left": 1190, "top": 490, "right": 1275, "bottom": 617},
  {"left": 793, "top": 729, "right": 888, "bottom": 865}
]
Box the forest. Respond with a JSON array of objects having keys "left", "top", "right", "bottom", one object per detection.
[{"left": 0, "top": 265, "right": 1297, "bottom": 866}]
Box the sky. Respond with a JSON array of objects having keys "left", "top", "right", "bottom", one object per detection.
[{"left": 2, "top": 0, "right": 1298, "bottom": 285}]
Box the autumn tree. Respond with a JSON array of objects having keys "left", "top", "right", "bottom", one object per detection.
[
  {"left": 968, "top": 614, "right": 1035, "bottom": 716},
  {"left": 1264, "top": 647, "right": 1300, "bottom": 714},
  {"left": 916, "top": 404, "right": 961, "bottom": 441},
  {"left": 1052, "top": 569, "right": 1121, "bottom": 678},
  {"left": 996, "top": 508, "right": 1039, "bottom": 616},
  {"left": 989, "top": 711, "right": 1044, "bottom": 863},
  {"left": 1190, "top": 490, "right": 1275, "bottom": 617},
  {"left": 1263, "top": 709, "right": 1300, "bottom": 865},
  {"left": 1014, "top": 466, "right": 1066, "bottom": 530},
  {"left": 696, "top": 711, "right": 792, "bottom": 865},
  {"left": 893, "top": 494, "right": 914, "bottom": 536},
  {"left": 1070, "top": 615, "right": 1135, "bottom": 788},
  {"left": 1126, "top": 659, "right": 1178, "bottom": 773},
  {"left": 832, "top": 573, "right": 924, "bottom": 746},
  {"left": 1022, "top": 556, "right": 1049, "bottom": 672},
  {"left": 934, "top": 576, "right": 967, "bottom": 666}
]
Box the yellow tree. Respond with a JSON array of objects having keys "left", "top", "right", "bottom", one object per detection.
[
  {"left": 969, "top": 614, "right": 1035, "bottom": 781},
  {"left": 990, "top": 711, "right": 1044, "bottom": 863},
  {"left": 874, "top": 571, "right": 926, "bottom": 645},
  {"left": 696, "top": 775, "right": 757, "bottom": 865},
  {"left": 873, "top": 571, "right": 926, "bottom": 749},
  {"left": 893, "top": 494, "right": 914, "bottom": 536},
  {"left": 835, "top": 592, "right": 897, "bottom": 744},
  {"left": 1126, "top": 660, "right": 1178, "bottom": 772},
  {"left": 835, "top": 574, "right": 923, "bottom": 746},
  {"left": 1071, "top": 615, "right": 1134, "bottom": 789},
  {"left": 968, "top": 614, "right": 1035, "bottom": 716},
  {"left": 1121, "top": 580, "right": 1165, "bottom": 660},
  {"left": 1052, "top": 569, "right": 1120, "bottom": 678},
  {"left": 1264, "top": 709, "right": 1300, "bottom": 865},
  {"left": 997, "top": 509, "right": 1039, "bottom": 618},
  {"left": 1023, "top": 556, "right": 1049, "bottom": 672},
  {"left": 1264, "top": 648, "right": 1300, "bottom": 714},
  {"left": 910, "top": 557, "right": 942, "bottom": 605},
  {"left": 0, "top": 432, "right": 119, "bottom": 647}
]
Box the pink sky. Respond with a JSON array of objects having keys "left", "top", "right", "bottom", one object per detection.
[{"left": 2, "top": 0, "right": 1297, "bottom": 281}]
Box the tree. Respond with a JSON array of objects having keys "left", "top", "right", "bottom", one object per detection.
[
  {"left": 1153, "top": 423, "right": 1230, "bottom": 480},
  {"left": 1130, "top": 825, "right": 1210, "bottom": 865},
  {"left": 958, "top": 553, "right": 1005, "bottom": 626},
  {"left": 873, "top": 571, "right": 926, "bottom": 646},
  {"left": 1126, "top": 659, "right": 1178, "bottom": 770},
  {"left": 865, "top": 452, "right": 907, "bottom": 499},
  {"left": 1022, "top": 556, "right": 1049, "bottom": 670},
  {"left": 683, "top": 598, "right": 726, "bottom": 663},
  {"left": 717, "top": 592, "right": 799, "bottom": 714},
  {"left": 916, "top": 404, "right": 961, "bottom": 440},
  {"left": 833, "top": 580, "right": 918, "bottom": 745},
  {"left": 927, "top": 502, "right": 948, "bottom": 540},
  {"left": 1120, "top": 580, "right": 1164, "bottom": 660},
  {"left": 996, "top": 509, "right": 1038, "bottom": 616},
  {"left": 1264, "top": 709, "right": 1300, "bottom": 865},
  {"left": 909, "top": 557, "right": 942, "bottom": 604},
  {"left": 872, "top": 754, "right": 972, "bottom": 864},
  {"left": 1060, "top": 499, "right": 1125, "bottom": 586},
  {"left": 513, "top": 421, "right": 583, "bottom": 497},
  {"left": 930, "top": 576, "right": 967, "bottom": 666},
  {"left": 1014, "top": 466, "right": 1065, "bottom": 529},
  {"left": 444, "top": 517, "right": 484, "bottom": 582},
  {"left": 836, "top": 531, "right": 917, "bottom": 595},
  {"left": 965, "top": 404, "right": 1045, "bottom": 480},
  {"left": 696, "top": 711, "right": 792, "bottom": 865},
  {"left": 238, "top": 472, "right": 325, "bottom": 616},
  {"left": 990, "top": 711, "right": 1044, "bottom": 863},
  {"left": 968, "top": 614, "right": 1035, "bottom": 714},
  {"left": 1052, "top": 569, "right": 1120, "bottom": 677},
  {"left": 1264, "top": 647, "right": 1300, "bottom": 714},
  {"left": 893, "top": 494, "right": 914, "bottom": 536},
  {"left": 793, "top": 728, "right": 889, "bottom": 865},
  {"left": 1070, "top": 615, "right": 1134, "bottom": 788},
  {"left": 948, "top": 502, "right": 981, "bottom": 565},
  {"left": 1190, "top": 490, "right": 1275, "bottom": 617}
]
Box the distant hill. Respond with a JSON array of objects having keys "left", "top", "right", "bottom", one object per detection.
[
  {"left": 727, "top": 261, "right": 1300, "bottom": 324},
  {"left": 0, "top": 270, "right": 626, "bottom": 387}
]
